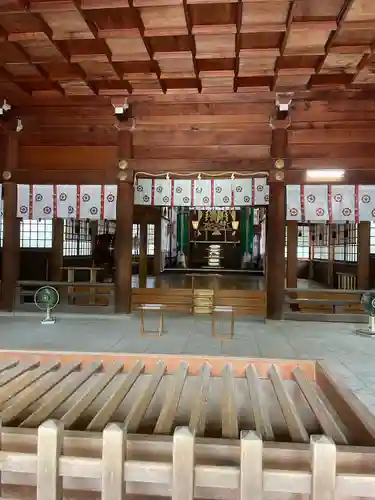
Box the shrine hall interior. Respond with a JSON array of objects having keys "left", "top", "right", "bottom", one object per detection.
[{"left": 1, "top": 0, "right": 375, "bottom": 322}]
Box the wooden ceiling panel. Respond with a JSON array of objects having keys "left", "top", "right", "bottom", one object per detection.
[
  {"left": 81, "top": 0, "right": 129, "bottom": 8},
  {"left": 284, "top": 23, "right": 334, "bottom": 55},
  {"left": 5, "top": 62, "right": 43, "bottom": 78},
  {"left": 353, "top": 69, "right": 375, "bottom": 84},
  {"left": 332, "top": 27, "right": 375, "bottom": 47},
  {"left": 41, "top": 61, "right": 83, "bottom": 80},
  {"left": 83, "top": 8, "right": 139, "bottom": 37},
  {"left": 239, "top": 52, "right": 277, "bottom": 76},
  {"left": 157, "top": 54, "right": 195, "bottom": 77},
  {"left": 59, "top": 80, "right": 95, "bottom": 95},
  {"left": 0, "top": 41, "right": 28, "bottom": 64},
  {"left": 195, "top": 34, "right": 235, "bottom": 58},
  {"left": 79, "top": 60, "right": 119, "bottom": 79},
  {"left": 116, "top": 60, "right": 158, "bottom": 78},
  {"left": 345, "top": 0, "right": 375, "bottom": 23},
  {"left": 293, "top": 0, "right": 346, "bottom": 21},
  {"left": 190, "top": 2, "right": 236, "bottom": 34},
  {"left": 140, "top": 6, "right": 188, "bottom": 36},
  {"left": 148, "top": 35, "right": 191, "bottom": 53},
  {"left": 0, "top": 12, "right": 47, "bottom": 40},
  {"left": 275, "top": 72, "right": 311, "bottom": 89},
  {"left": 242, "top": 1, "right": 290, "bottom": 31},
  {"left": 18, "top": 39, "right": 65, "bottom": 63},
  {"left": 106, "top": 37, "right": 149, "bottom": 61},
  {"left": 321, "top": 52, "right": 364, "bottom": 73},
  {"left": 59, "top": 39, "right": 108, "bottom": 61},
  {"left": 41, "top": 9, "right": 94, "bottom": 39},
  {"left": 278, "top": 54, "right": 322, "bottom": 70},
  {"left": 197, "top": 57, "right": 235, "bottom": 72},
  {"left": 240, "top": 31, "right": 283, "bottom": 51},
  {"left": 94, "top": 80, "right": 130, "bottom": 95}
]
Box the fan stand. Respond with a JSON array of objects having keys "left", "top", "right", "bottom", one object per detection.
[
  {"left": 355, "top": 315, "right": 375, "bottom": 338},
  {"left": 41, "top": 305, "right": 56, "bottom": 325}
]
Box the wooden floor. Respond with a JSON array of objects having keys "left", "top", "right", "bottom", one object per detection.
[{"left": 131, "top": 273, "right": 320, "bottom": 290}]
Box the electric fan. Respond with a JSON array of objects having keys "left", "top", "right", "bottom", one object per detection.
[
  {"left": 34, "top": 286, "right": 59, "bottom": 324},
  {"left": 356, "top": 291, "right": 375, "bottom": 337}
]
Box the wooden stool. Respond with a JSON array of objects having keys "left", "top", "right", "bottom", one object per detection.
[
  {"left": 212, "top": 306, "right": 235, "bottom": 340},
  {"left": 139, "top": 304, "right": 166, "bottom": 337}
]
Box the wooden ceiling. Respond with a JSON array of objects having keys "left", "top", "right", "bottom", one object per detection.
[
  {"left": 1, "top": 0, "right": 375, "bottom": 102},
  {"left": 2, "top": 0, "right": 375, "bottom": 185}
]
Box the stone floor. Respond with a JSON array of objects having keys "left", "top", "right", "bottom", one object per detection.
[{"left": 0, "top": 312, "right": 374, "bottom": 412}]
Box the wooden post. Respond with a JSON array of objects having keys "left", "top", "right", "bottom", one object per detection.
[
  {"left": 358, "top": 221, "right": 370, "bottom": 290},
  {"left": 49, "top": 219, "right": 64, "bottom": 282},
  {"left": 153, "top": 211, "right": 162, "bottom": 276},
  {"left": 115, "top": 130, "right": 134, "bottom": 314},
  {"left": 266, "top": 125, "right": 287, "bottom": 320},
  {"left": 139, "top": 221, "right": 148, "bottom": 288},
  {"left": 1, "top": 133, "right": 20, "bottom": 312},
  {"left": 286, "top": 221, "right": 298, "bottom": 289}
]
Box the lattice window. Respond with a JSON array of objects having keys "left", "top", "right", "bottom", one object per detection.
[
  {"left": 132, "top": 224, "right": 155, "bottom": 256},
  {"left": 297, "top": 225, "right": 309, "bottom": 259},
  {"left": 284, "top": 224, "right": 310, "bottom": 260},
  {"left": 20, "top": 220, "right": 53, "bottom": 248},
  {"left": 345, "top": 223, "right": 358, "bottom": 262},
  {"left": 63, "top": 219, "right": 91, "bottom": 256},
  {"left": 370, "top": 222, "right": 375, "bottom": 255},
  {"left": 98, "top": 220, "right": 116, "bottom": 235}
]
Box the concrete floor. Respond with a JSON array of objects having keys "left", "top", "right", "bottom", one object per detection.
[{"left": 0, "top": 311, "right": 374, "bottom": 413}]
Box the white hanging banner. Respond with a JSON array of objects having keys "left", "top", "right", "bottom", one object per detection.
[
  {"left": 286, "top": 185, "right": 302, "bottom": 220},
  {"left": 17, "top": 184, "right": 31, "bottom": 219},
  {"left": 302, "top": 184, "right": 329, "bottom": 222},
  {"left": 253, "top": 177, "right": 269, "bottom": 205},
  {"left": 135, "top": 178, "right": 152, "bottom": 205},
  {"left": 232, "top": 178, "right": 252, "bottom": 206},
  {"left": 213, "top": 179, "right": 232, "bottom": 206},
  {"left": 56, "top": 185, "right": 77, "bottom": 219},
  {"left": 103, "top": 185, "right": 117, "bottom": 219},
  {"left": 330, "top": 185, "right": 357, "bottom": 222},
  {"left": 193, "top": 179, "right": 212, "bottom": 207},
  {"left": 172, "top": 179, "right": 192, "bottom": 207},
  {"left": 153, "top": 179, "right": 172, "bottom": 206},
  {"left": 358, "top": 185, "right": 375, "bottom": 221},
  {"left": 32, "top": 184, "right": 54, "bottom": 219},
  {"left": 78, "top": 185, "right": 102, "bottom": 219}
]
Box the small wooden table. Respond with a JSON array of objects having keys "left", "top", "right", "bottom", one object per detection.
[
  {"left": 212, "top": 305, "right": 235, "bottom": 340},
  {"left": 139, "top": 304, "right": 166, "bottom": 337}
]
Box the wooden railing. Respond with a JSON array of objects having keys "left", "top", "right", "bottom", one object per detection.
[
  {"left": 132, "top": 288, "right": 267, "bottom": 317},
  {"left": 214, "top": 289, "right": 267, "bottom": 317},
  {"left": 285, "top": 288, "right": 365, "bottom": 317},
  {"left": 15, "top": 280, "right": 114, "bottom": 312}
]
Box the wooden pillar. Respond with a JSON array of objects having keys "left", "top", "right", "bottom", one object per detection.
[
  {"left": 115, "top": 130, "right": 134, "bottom": 314},
  {"left": 1, "top": 133, "right": 20, "bottom": 311},
  {"left": 90, "top": 220, "right": 98, "bottom": 257},
  {"left": 358, "top": 222, "right": 370, "bottom": 290},
  {"left": 153, "top": 211, "right": 162, "bottom": 276},
  {"left": 139, "top": 221, "right": 148, "bottom": 288},
  {"left": 49, "top": 219, "right": 64, "bottom": 281},
  {"left": 266, "top": 124, "right": 288, "bottom": 320},
  {"left": 286, "top": 221, "right": 298, "bottom": 289}
]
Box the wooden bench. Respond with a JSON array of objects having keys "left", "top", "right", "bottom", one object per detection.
[
  {"left": 214, "top": 290, "right": 267, "bottom": 318},
  {"left": 286, "top": 291, "right": 364, "bottom": 314},
  {"left": 132, "top": 288, "right": 193, "bottom": 313}
]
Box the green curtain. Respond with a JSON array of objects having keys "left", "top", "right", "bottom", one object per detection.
[
  {"left": 240, "top": 208, "right": 254, "bottom": 255},
  {"left": 177, "top": 209, "right": 189, "bottom": 254}
]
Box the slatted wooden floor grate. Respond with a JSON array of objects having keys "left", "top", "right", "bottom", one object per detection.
[{"left": 0, "top": 350, "right": 373, "bottom": 499}]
